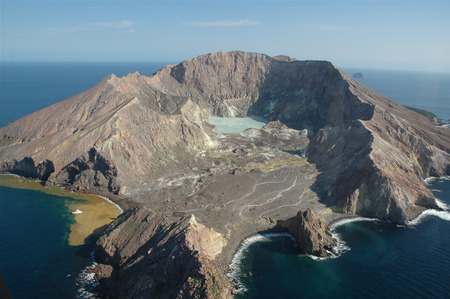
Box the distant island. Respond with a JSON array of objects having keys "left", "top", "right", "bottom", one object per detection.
[
  {"left": 1, "top": 51, "right": 449, "bottom": 298},
  {"left": 353, "top": 72, "right": 364, "bottom": 78}
]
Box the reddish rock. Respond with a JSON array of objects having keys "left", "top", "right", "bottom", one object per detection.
[{"left": 284, "top": 209, "right": 337, "bottom": 257}]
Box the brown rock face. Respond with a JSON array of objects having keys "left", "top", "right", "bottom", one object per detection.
[
  {"left": 284, "top": 209, "right": 337, "bottom": 257},
  {"left": 307, "top": 70, "right": 450, "bottom": 222},
  {"left": 94, "top": 206, "right": 231, "bottom": 299},
  {"left": 1, "top": 157, "right": 54, "bottom": 181},
  {"left": 55, "top": 147, "right": 120, "bottom": 194},
  {"left": 0, "top": 74, "right": 213, "bottom": 192}
]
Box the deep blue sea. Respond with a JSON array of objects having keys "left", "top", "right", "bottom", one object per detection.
[
  {"left": 343, "top": 68, "right": 450, "bottom": 123},
  {"left": 0, "top": 61, "right": 171, "bottom": 127},
  {"left": 0, "top": 62, "right": 449, "bottom": 298},
  {"left": 0, "top": 186, "right": 91, "bottom": 298},
  {"left": 231, "top": 178, "right": 450, "bottom": 299}
]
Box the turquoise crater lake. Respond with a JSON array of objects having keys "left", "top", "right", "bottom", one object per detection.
[{"left": 209, "top": 116, "right": 267, "bottom": 133}]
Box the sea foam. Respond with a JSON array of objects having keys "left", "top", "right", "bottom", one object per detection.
[
  {"left": 228, "top": 232, "right": 294, "bottom": 294},
  {"left": 435, "top": 198, "right": 449, "bottom": 210},
  {"left": 76, "top": 251, "right": 99, "bottom": 299},
  {"left": 407, "top": 210, "right": 450, "bottom": 226},
  {"left": 97, "top": 195, "right": 123, "bottom": 214},
  {"left": 424, "top": 175, "right": 450, "bottom": 186},
  {"left": 329, "top": 216, "right": 378, "bottom": 231},
  {"left": 408, "top": 197, "right": 450, "bottom": 226},
  {"left": 309, "top": 217, "right": 379, "bottom": 261}
]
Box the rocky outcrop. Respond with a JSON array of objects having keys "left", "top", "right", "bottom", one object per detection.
[
  {"left": 94, "top": 206, "right": 231, "bottom": 299},
  {"left": 55, "top": 147, "right": 120, "bottom": 194},
  {"left": 1, "top": 157, "right": 54, "bottom": 181},
  {"left": 405, "top": 106, "right": 440, "bottom": 125},
  {"left": 283, "top": 209, "right": 337, "bottom": 257}
]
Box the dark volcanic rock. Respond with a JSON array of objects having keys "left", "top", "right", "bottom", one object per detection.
[
  {"left": 1, "top": 157, "right": 54, "bottom": 181},
  {"left": 55, "top": 147, "right": 120, "bottom": 194},
  {"left": 284, "top": 208, "right": 337, "bottom": 257}
]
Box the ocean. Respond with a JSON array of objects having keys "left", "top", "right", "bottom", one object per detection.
[
  {"left": 343, "top": 68, "right": 450, "bottom": 123},
  {"left": 0, "top": 61, "right": 171, "bottom": 127},
  {"left": 0, "top": 186, "right": 90, "bottom": 298},
  {"left": 231, "top": 178, "right": 450, "bottom": 299},
  {"left": 0, "top": 62, "right": 449, "bottom": 298}
]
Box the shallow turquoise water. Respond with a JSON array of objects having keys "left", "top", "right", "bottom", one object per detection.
[{"left": 209, "top": 116, "right": 267, "bottom": 133}]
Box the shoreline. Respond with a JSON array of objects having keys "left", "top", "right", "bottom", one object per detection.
[
  {"left": 227, "top": 231, "right": 294, "bottom": 294},
  {"left": 0, "top": 174, "right": 125, "bottom": 246},
  {"left": 68, "top": 189, "right": 134, "bottom": 214},
  {"left": 225, "top": 195, "right": 450, "bottom": 292},
  {"left": 4, "top": 172, "right": 449, "bottom": 296},
  {"left": 0, "top": 173, "right": 133, "bottom": 213}
]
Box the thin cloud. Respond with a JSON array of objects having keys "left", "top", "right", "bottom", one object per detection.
[
  {"left": 186, "top": 19, "right": 259, "bottom": 27},
  {"left": 44, "top": 20, "right": 136, "bottom": 37},
  {"left": 319, "top": 26, "right": 351, "bottom": 31},
  {"left": 88, "top": 20, "right": 135, "bottom": 28},
  {"left": 120, "top": 29, "right": 136, "bottom": 34}
]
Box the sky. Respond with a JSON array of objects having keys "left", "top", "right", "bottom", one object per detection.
[{"left": 1, "top": 0, "right": 450, "bottom": 72}]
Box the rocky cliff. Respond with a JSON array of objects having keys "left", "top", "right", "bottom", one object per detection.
[
  {"left": 0, "top": 73, "right": 214, "bottom": 193},
  {"left": 94, "top": 206, "right": 231, "bottom": 298},
  {"left": 307, "top": 69, "right": 450, "bottom": 222},
  {"left": 284, "top": 208, "right": 337, "bottom": 257}
]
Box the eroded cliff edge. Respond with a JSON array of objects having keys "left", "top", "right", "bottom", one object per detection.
[
  {"left": 93, "top": 206, "right": 231, "bottom": 298},
  {"left": 1, "top": 51, "right": 450, "bottom": 297}
]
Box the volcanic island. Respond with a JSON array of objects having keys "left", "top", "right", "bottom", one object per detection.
[{"left": 1, "top": 51, "right": 449, "bottom": 298}]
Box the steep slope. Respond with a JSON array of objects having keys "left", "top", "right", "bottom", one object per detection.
[
  {"left": 94, "top": 206, "right": 231, "bottom": 298},
  {"left": 0, "top": 73, "right": 214, "bottom": 192},
  {"left": 307, "top": 70, "right": 450, "bottom": 222}
]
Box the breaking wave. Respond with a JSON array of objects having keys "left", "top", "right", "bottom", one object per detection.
[
  {"left": 424, "top": 175, "right": 450, "bottom": 186},
  {"left": 436, "top": 198, "right": 449, "bottom": 210},
  {"left": 228, "top": 232, "right": 294, "bottom": 294},
  {"left": 408, "top": 197, "right": 450, "bottom": 226},
  {"left": 308, "top": 217, "right": 380, "bottom": 261},
  {"left": 329, "top": 217, "right": 378, "bottom": 231},
  {"left": 76, "top": 251, "right": 99, "bottom": 299},
  {"left": 97, "top": 195, "right": 123, "bottom": 214}
]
